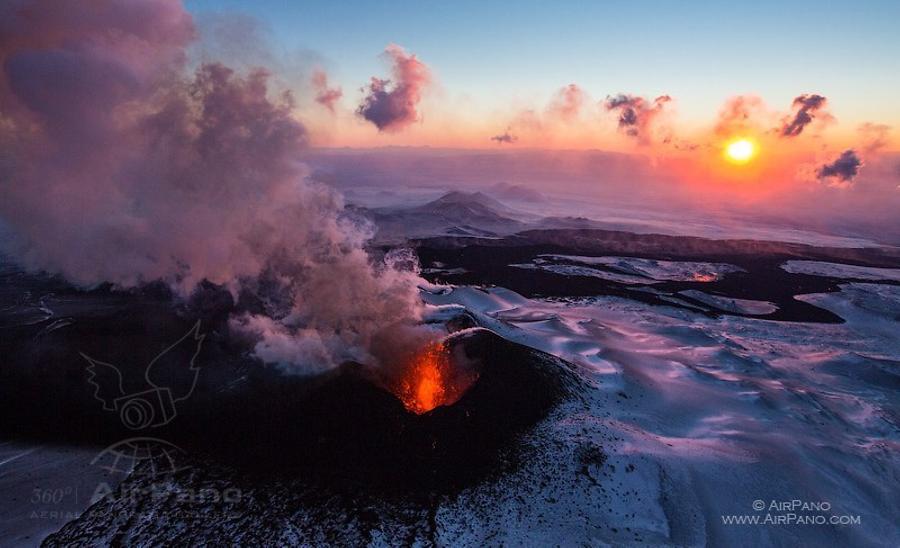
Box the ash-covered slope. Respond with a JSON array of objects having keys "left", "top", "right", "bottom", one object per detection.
[{"left": 41, "top": 329, "right": 584, "bottom": 546}]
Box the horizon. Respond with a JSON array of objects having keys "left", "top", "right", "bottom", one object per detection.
[{"left": 2, "top": 2, "right": 899, "bottom": 545}]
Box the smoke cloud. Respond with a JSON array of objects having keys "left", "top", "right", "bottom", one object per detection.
[
  {"left": 357, "top": 44, "right": 430, "bottom": 132},
  {"left": 604, "top": 93, "right": 671, "bottom": 144},
  {"left": 0, "top": 0, "right": 426, "bottom": 373},
  {"left": 311, "top": 68, "right": 342, "bottom": 112},
  {"left": 781, "top": 94, "right": 830, "bottom": 137},
  {"left": 817, "top": 150, "right": 863, "bottom": 184}
]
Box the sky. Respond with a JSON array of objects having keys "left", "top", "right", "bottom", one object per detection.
[
  {"left": 183, "top": 0, "right": 900, "bottom": 149},
  {"left": 1, "top": 0, "right": 898, "bottom": 249}
]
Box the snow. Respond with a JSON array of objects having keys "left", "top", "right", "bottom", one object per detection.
[
  {"left": 421, "top": 283, "right": 900, "bottom": 546},
  {"left": 782, "top": 260, "right": 900, "bottom": 282},
  {"left": 542, "top": 255, "right": 744, "bottom": 282},
  {"left": 0, "top": 442, "right": 124, "bottom": 547},
  {"left": 678, "top": 290, "right": 778, "bottom": 315},
  {"left": 510, "top": 255, "right": 745, "bottom": 285},
  {"left": 509, "top": 262, "right": 655, "bottom": 284}
]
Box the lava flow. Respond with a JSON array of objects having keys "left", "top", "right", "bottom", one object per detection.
[{"left": 395, "top": 340, "right": 478, "bottom": 414}]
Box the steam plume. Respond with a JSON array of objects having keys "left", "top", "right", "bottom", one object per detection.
[
  {"left": 0, "top": 0, "right": 426, "bottom": 372},
  {"left": 357, "top": 44, "right": 430, "bottom": 132}
]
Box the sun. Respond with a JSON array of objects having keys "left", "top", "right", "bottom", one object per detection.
[{"left": 725, "top": 138, "right": 756, "bottom": 164}]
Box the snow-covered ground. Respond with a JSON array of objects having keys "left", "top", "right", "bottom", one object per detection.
[
  {"left": 509, "top": 255, "right": 743, "bottom": 285},
  {"left": 510, "top": 255, "right": 745, "bottom": 285},
  {"left": 510, "top": 262, "right": 655, "bottom": 285},
  {"left": 422, "top": 282, "right": 900, "bottom": 546},
  {"left": 541, "top": 255, "right": 744, "bottom": 282},
  {"left": 678, "top": 289, "right": 778, "bottom": 315},
  {"left": 782, "top": 260, "right": 900, "bottom": 282},
  {"left": 0, "top": 442, "right": 123, "bottom": 546}
]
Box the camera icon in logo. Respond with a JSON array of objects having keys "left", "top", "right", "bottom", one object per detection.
[
  {"left": 114, "top": 388, "right": 178, "bottom": 430},
  {"left": 82, "top": 322, "right": 204, "bottom": 430}
]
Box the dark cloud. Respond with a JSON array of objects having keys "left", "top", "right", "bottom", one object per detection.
[
  {"left": 357, "top": 44, "right": 430, "bottom": 132},
  {"left": 491, "top": 131, "right": 518, "bottom": 144},
  {"left": 311, "top": 68, "right": 342, "bottom": 112},
  {"left": 817, "top": 150, "right": 862, "bottom": 183},
  {"left": 781, "top": 94, "right": 829, "bottom": 137},
  {"left": 604, "top": 93, "right": 671, "bottom": 143}
]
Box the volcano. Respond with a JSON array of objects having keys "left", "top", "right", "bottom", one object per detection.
[
  {"left": 37, "top": 328, "right": 583, "bottom": 545},
  {"left": 177, "top": 327, "right": 581, "bottom": 490}
]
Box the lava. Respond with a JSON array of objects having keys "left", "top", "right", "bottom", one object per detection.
[{"left": 396, "top": 340, "right": 477, "bottom": 414}]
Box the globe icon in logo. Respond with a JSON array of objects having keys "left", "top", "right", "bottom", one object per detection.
[{"left": 91, "top": 437, "right": 189, "bottom": 477}]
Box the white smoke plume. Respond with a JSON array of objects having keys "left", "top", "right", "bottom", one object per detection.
[{"left": 0, "top": 0, "right": 426, "bottom": 373}]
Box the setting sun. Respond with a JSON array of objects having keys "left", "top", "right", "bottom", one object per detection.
[{"left": 725, "top": 138, "right": 756, "bottom": 163}]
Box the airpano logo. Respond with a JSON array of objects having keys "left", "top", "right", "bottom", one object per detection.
[
  {"left": 81, "top": 322, "right": 204, "bottom": 429},
  {"left": 721, "top": 499, "right": 861, "bottom": 527}
]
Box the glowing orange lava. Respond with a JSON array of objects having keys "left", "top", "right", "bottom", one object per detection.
[{"left": 396, "top": 340, "right": 477, "bottom": 414}]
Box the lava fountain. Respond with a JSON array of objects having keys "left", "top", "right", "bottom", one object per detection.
[{"left": 394, "top": 340, "right": 479, "bottom": 414}]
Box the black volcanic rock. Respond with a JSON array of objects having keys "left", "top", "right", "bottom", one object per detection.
[{"left": 41, "top": 329, "right": 584, "bottom": 546}]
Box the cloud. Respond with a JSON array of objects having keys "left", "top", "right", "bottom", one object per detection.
[
  {"left": 604, "top": 93, "right": 671, "bottom": 144},
  {"left": 781, "top": 93, "right": 830, "bottom": 137},
  {"left": 357, "top": 44, "right": 431, "bottom": 132},
  {"left": 858, "top": 122, "right": 891, "bottom": 153},
  {"left": 547, "top": 83, "right": 585, "bottom": 122},
  {"left": 311, "top": 68, "right": 342, "bottom": 112},
  {"left": 817, "top": 150, "right": 863, "bottom": 184},
  {"left": 491, "top": 131, "right": 518, "bottom": 144},
  {"left": 0, "top": 0, "right": 426, "bottom": 373},
  {"left": 715, "top": 95, "right": 765, "bottom": 137}
]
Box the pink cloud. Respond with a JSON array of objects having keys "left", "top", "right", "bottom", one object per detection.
[
  {"left": 311, "top": 68, "right": 342, "bottom": 113},
  {"left": 604, "top": 93, "right": 672, "bottom": 144},
  {"left": 357, "top": 44, "right": 431, "bottom": 132},
  {"left": 547, "top": 83, "right": 585, "bottom": 122}
]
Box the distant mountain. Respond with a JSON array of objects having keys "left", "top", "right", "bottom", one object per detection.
[
  {"left": 533, "top": 216, "right": 608, "bottom": 230},
  {"left": 486, "top": 182, "right": 546, "bottom": 203},
  {"left": 409, "top": 191, "right": 522, "bottom": 221},
  {"left": 365, "top": 191, "right": 525, "bottom": 242}
]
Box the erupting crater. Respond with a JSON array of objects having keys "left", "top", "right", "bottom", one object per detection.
[{"left": 394, "top": 340, "right": 479, "bottom": 414}]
